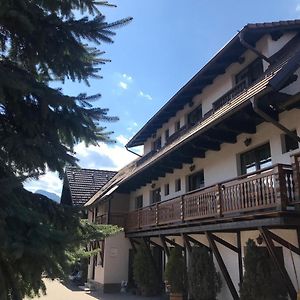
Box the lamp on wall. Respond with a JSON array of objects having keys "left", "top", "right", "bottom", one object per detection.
[
  {"left": 244, "top": 138, "right": 252, "bottom": 147},
  {"left": 189, "top": 100, "right": 194, "bottom": 107},
  {"left": 256, "top": 234, "right": 264, "bottom": 245},
  {"left": 189, "top": 164, "right": 196, "bottom": 172},
  {"left": 151, "top": 183, "right": 156, "bottom": 189}
]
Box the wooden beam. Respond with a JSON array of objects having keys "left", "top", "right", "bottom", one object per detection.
[
  {"left": 149, "top": 239, "right": 164, "bottom": 251},
  {"left": 129, "top": 238, "right": 137, "bottom": 253},
  {"left": 259, "top": 227, "right": 297, "bottom": 300},
  {"left": 160, "top": 235, "right": 170, "bottom": 257},
  {"left": 237, "top": 231, "right": 243, "bottom": 286},
  {"left": 210, "top": 233, "right": 238, "bottom": 253},
  {"left": 182, "top": 234, "right": 192, "bottom": 253},
  {"left": 164, "top": 237, "right": 184, "bottom": 250},
  {"left": 206, "top": 128, "right": 237, "bottom": 144},
  {"left": 221, "top": 120, "right": 256, "bottom": 134},
  {"left": 264, "top": 228, "right": 300, "bottom": 256},
  {"left": 206, "top": 232, "right": 239, "bottom": 300},
  {"left": 186, "top": 235, "right": 211, "bottom": 252}
]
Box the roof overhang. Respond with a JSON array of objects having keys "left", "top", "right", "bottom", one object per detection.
[{"left": 126, "top": 20, "right": 300, "bottom": 148}]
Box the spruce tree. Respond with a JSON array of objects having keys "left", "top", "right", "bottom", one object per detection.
[
  {"left": 240, "top": 239, "right": 287, "bottom": 300},
  {"left": 188, "top": 246, "right": 221, "bottom": 300},
  {"left": 133, "top": 243, "right": 161, "bottom": 296},
  {"left": 0, "top": 1, "right": 131, "bottom": 299}
]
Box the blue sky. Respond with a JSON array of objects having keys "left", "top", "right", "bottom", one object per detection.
[{"left": 25, "top": 0, "right": 300, "bottom": 196}]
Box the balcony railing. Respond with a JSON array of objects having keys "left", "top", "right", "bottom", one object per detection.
[
  {"left": 125, "top": 164, "right": 296, "bottom": 231},
  {"left": 135, "top": 81, "right": 250, "bottom": 167},
  {"left": 96, "top": 212, "right": 126, "bottom": 228}
]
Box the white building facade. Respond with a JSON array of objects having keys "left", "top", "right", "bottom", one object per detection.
[{"left": 85, "top": 20, "right": 300, "bottom": 299}]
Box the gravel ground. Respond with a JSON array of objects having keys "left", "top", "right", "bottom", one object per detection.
[{"left": 30, "top": 279, "right": 164, "bottom": 300}]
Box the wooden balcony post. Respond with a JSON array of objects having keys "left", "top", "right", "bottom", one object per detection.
[
  {"left": 274, "top": 164, "right": 287, "bottom": 211},
  {"left": 156, "top": 203, "right": 159, "bottom": 225},
  {"left": 181, "top": 195, "right": 185, "bottom": 222},
  {"left": 138, "top": 210, "right": 141, "bottom": 229},
  {"left": 292, "top": 154, "right": 300, "bottom": 202},
  {"left": 217, "top": 183, "right": 223, "bottom": 217}
]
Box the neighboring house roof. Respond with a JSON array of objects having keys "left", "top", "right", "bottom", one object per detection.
[
  {"left": 60, "top": 167, "right": 117, "bottom": 207},
  {"left": 126, "top": 19, "right": 300, "bottom": 148},
  {"left": 85, "top": 23, "right": 300, "bottom": 207}
]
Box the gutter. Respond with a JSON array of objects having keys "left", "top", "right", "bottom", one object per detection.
[
  {"left": 125, "top": 146, "right": 142, "bottom": 157},
  {"left": 238, "top": 31, "right": 272, "bottom": 64},
  {"left": 251, "top": 97, "right": 300, "bottom": 143}
]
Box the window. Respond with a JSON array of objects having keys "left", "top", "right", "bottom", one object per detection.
[
  {"left": 235, "top": 58, "right": 263, "bottom": 86},
  {"left": 240, "top": 143, "right": 271, "bottom": 175},
  {"left": 175, "top": 178, "right": 181, "bottom": 192},
  {"left": 151, "top": 188, "right": 161, "bottom": 204},
  {"left": 135, "top": 195, "right": 143, "bottom": 209},
  {"left": 175, "top": 121, "right": 180, "bottom": 132},
  {"left": 188, "top": 105, "right": 202, "bottom": 126},
  {"left": 282, "top": 130, "right": 299, "bottom": 153},
  {"left": 188, "top": 170, "right": 204, "bottom": 192},
  {"left": 152, "top": 136, "right": 161, "bottom": 151},
  {"left": 164, "top": 183, "right": 169, "bottom": 196},
  {"left": 165, "top": 129, "right": 169, "bottom": 141}
]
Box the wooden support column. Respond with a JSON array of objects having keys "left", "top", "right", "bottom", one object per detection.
[
  {"left": 149, "top": 239, "right": 164, "bottom": 251},
  {"left": 129, "top": 238, "right": 137, "bottom": 253},
  {"left": 160, "top": 235, "right": 170, "bottom": 257},
  {"left": 259, "top": 227, "right": 297, "bottom": 300},
  {"left": 164, "top": 237, "right": 184, "bottom": 250},
  {"left": 142, "top": 237, "right": 160, "bottom": 276},
  {"left": 182, "top": 234, "right": 192, "bottom": 253},
  {"left": 206, "top": 232, "right": 239, "bottom": 300},
  {"left": 237, "top": 231, "right": 243, "bottom": 286}
]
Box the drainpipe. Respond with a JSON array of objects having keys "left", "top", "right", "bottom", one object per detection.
[
  {"left": 238, "top": 31, "right": 272, "bottom": 64},
  {"left": 125, "top": 146, "right": 142, "bottom": 157},
  {"left": 251, "top": 97, "right": 300, "bottom": 143}
]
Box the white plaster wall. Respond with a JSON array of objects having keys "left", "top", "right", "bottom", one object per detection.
[
  {"left": 129, "top": 106, "right": 300, "bottom": 211},
  {"left": 103, "top": 232, "right": 131, "bottom": 284}
]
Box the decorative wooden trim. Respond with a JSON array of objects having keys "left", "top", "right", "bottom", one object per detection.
[
  {"left": 259, "top": 227, "right": 297, "bottom": 300},
  {"left": 206, "top": 232, "right": 239, "bottom": 300},
  {"left": 237, "top": 231, "right": 243, "bottom": 285}
]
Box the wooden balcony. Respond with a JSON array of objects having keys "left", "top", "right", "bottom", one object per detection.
[
  {"left": 125, "top": 164, "right": 297, "bottom": 232},
  {"left": 96, "top": 212, "right": 126, "bottom": 228}
]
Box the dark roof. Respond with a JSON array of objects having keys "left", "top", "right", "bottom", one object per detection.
[
  {"left": 61, "top": 167, "right": 117, "bottom": 207},
  {"left": 126, "top": 19, "right": 300, "bottom": 148}
]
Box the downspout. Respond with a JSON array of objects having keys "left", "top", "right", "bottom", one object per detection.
[
  {"left": 125, "top": 146, "right": 142, "bottom": 157},
  {"left": 238, "top": 31, "right": 272, "bottom": 64},
  {"left": 251, "top": 97, "right": 300, "bottom": 143}
]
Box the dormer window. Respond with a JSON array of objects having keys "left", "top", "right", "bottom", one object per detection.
[
  {"left": 188, "top": 105, "right": 202, "bottom": 127},
  {"left": 235, "top": 58, "right": 263, "bottom": 86},
  {"left": 152, "top": 136, "right": 161, "bottom": 151}
]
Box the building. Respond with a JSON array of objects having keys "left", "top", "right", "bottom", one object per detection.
[
  {"left": 84, "top": 20, "right": 300, "bottom": 299},
  {"left": 60, "top": 166, "right": 116, "bottom": 207}
]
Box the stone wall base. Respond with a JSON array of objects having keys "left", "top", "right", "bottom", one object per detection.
[{"left": 87, "top": 279, "right": 120, "bottom": 293}]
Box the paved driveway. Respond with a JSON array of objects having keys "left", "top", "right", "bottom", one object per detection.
[{"left": 31, "top": 279, "right": 164, "bottom": 300}]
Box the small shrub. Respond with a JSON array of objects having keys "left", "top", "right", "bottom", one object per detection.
[
  {"left": 165, "top": 247, "right": 186, "bottom": 293},
  {"left": 240, "top": 239, "right": 287, "bottom": 300},
  {"left": 188, "top": 246, "right": 221, "bottom": 300},
  {"left": 133, "top": 243, "right": 160, "bottom": 296}
]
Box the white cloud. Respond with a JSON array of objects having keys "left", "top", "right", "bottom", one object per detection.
[
  {"left": 119, "top": 81, "right": 128, "bottom": 90},
  {"left": 296, "top": 4, "right": 300, "bottom": 11},
  {"left": 25, "top": 140, "right": 139, "bottom": 197},
  {"left": 139, "top": 90, "right": 152, "bottom": 100},
  {"left": 122, "top": 73, "right": 133, "bottom": 82},
  {"left": 116, "top": 134, "right": 129, "bottom": 146},
  {"left": 133, "top": 122, "right": 138, "bottom": 127}
]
